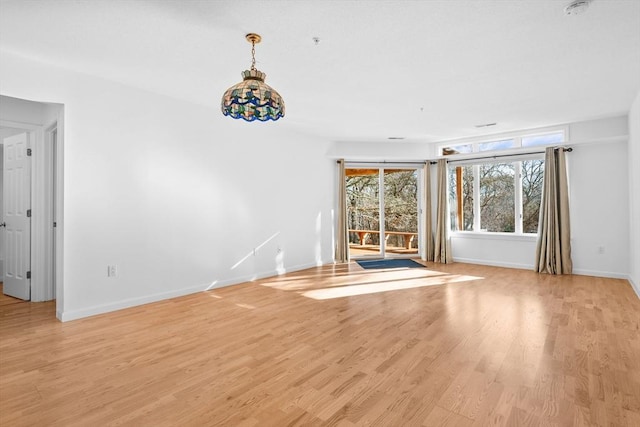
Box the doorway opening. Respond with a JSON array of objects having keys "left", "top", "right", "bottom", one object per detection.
[
  {"left": 345, "top": 166, "right": 421, "bottom": 259},
  {"left": 0, "top": 95, "right": 64, "bottom": 317}
]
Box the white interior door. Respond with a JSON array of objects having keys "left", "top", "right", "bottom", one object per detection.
[{"left": 3, "top": 132, "right": 31, "bottom": 300}]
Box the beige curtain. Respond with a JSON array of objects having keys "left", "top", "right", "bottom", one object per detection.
[
  {"left": 434, "top": 159, "right": 452, "bottom": 263},
  {"left": 535, "top": 147, "right": 572, "bottom": 274},
  {"left": 424, "top": 162, "right": 434, "bottom": 261},
  {"left": 335, "top": 159, "right": 350, "bottom": 263}
]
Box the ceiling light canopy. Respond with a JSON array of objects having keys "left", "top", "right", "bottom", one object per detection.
[
  {"left": 221, "top": 33, "right": 285, "bottom": 122},
  {"left": 564, "top": 0, "right": 592, "bottom": 16}
]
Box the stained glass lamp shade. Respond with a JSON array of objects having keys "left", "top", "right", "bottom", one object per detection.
[{"left": 221, "top": 34, "right": 285, "bottom": 122}]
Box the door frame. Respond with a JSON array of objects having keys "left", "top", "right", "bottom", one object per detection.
[
  {"left": 1, "top": 117, "right": 63, "bottom": 306},
  {"left": 345, "top": 162, "right": 423, "bottom": 260}
]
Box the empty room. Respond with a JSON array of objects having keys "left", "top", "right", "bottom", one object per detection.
[{"left": 1, "top": 0, "right": 639, "bottom": 426}]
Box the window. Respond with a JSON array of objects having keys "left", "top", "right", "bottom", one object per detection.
[
  {"left": 439, "top": 128, "right": 566, "bottom": 157},
  {"left": 449, "top": 165, "right": 473, "bottom": 231},
  {"left": 521, "top": 159, "right": 545, "bottom": 233},
  {"left": 448, "top": 157, "right": 544, "bottom": 234},
  {"left": 522, "top": 132, "right": 564, "bottom": 148},
  {"left": 439, "top": 126, "right": 564, "bottom": 235},
  {"left": 480, "top": 163, "right": 515, "bottom": 232},
  {"left": 478, "top": 139, "right": 515, "bottom": 152}
]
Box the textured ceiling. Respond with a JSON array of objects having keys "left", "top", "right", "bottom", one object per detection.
[{"left": 1, "top": 0, "right": 639, "bottom": 142}]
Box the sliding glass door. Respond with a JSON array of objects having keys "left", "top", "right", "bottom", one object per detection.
[{"left": 345, "top": 166, "right": 420, "bottom": 259}]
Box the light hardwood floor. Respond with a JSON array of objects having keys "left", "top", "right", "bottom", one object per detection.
[{"left": 1, "top": 263, "right": 639, "bottom": 426}]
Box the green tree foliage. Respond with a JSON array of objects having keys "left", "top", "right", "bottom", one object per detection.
[
  {"left": 480, "top": 163, "right": 515, "bottom": 232},
  {"left": 522, "top": 160, "right": 544, "bottom": 233}
]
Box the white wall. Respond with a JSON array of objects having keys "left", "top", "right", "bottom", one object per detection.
[
  {"left": 569, "top": 140, "right": 629, "bottom": 278},
  {"left": 327, "top": 140, "right": 436, "bottom": 161},
  {"left": 629, "top": 91, "right": 640, "bottom": 297},
  {"left": 0, "top": 51, "right": 334, "bottom": 321}
]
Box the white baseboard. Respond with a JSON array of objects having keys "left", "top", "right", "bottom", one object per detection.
[
  {"left": 58, "top": 261, "right": 326, "bottom": 322},
  {"left": 58, "top": 283, "right": 209, "bottom": 322},
  {"left": 452, "top": 257, "right": 534, "bottom": 271},
  {"left": 628, "top": 276, "right": 640, "bottom": 299},
  {"left": 572, "top": 269, "right": 630, "bottom": 280}
]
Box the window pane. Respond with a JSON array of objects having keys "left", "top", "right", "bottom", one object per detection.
[
  {"left": 522, "top": 132, "right": 564, "bottom": 147},
  {"left": 384, "top": 170, "right": 418, "bottom": 255},
  {"left": 480, "top": 163, "right": 515, "bottom": 232},
  {"left": 522, "top": 159, "right": 545, "bottom": 233},
  {"left": 449, "top": 165, "right": 474, "bottom": 231},
  {"left": 478, "top": 139, "right": 515, "bottom": 152},
  {"left": 346, "top": 170, "right": 380, "bottom": 252},
  {"left": 442, "top": 143, "right": 472, "bottom": 155}
]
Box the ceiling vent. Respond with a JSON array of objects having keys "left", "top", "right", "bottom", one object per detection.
[{"left": 564, "top": 0, "right": 592, "bottom": 16}]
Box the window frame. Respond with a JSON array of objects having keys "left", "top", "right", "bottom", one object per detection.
[
  {"left": 438, "top": 126, "right": 565, "bottom": 237},
  {"left": 436, "top": 125, "right": 568, "bottom": 158},
  {"left": 448, "top": 155, "right": 544, "bottom": 236}
]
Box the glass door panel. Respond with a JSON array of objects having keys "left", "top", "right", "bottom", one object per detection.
[
  {"left": 383, "top": 170, "right": 419, "bottom": 257},
  {"left": 346, "top": 169, "right": 381, "bottom": 258}
]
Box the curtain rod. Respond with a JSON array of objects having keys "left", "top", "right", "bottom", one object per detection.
[
  {"left": 443, "top": 147, "right": 573, "bottom": 165},
  {"left": 337, "top": 160, "right": 428, "bottom": 165}
]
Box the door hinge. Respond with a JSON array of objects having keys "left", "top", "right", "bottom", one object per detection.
[
  {"left": 27, "top": 209, "right": 32, "bottom": 218},
  {"left": 26, "top": 271, "right": 31, "bottom": 279},
  {"left": 27, "top": 148, "right": 32, "bottom": 156}
]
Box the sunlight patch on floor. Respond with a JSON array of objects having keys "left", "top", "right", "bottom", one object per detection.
[
  {"left": 259, "top": 269, "right": 448, "bottom": 291},
  {"left": 301, "top": 274, "right": 484, "bottom": 300},
  {"left": 235, "top": 303, "right": 256, "bottom": 309}
]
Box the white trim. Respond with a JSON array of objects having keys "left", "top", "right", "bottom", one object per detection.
[
  {"left": 31, "top": 123, "right": 57, "bottom": 302},
  {"left": 452, "top": 257, "right": 534, "bottom": 270},
  {"left": 450, "top": 231, "right": 538, "bottom": 242},
  {"left": 0, "top": 119, "right": 40, "bottom": 131},
  {"left": 58, "top": 260, "right": 328, "bottom": 322},
  {"left": 53, "top": 109, "right": 64, "bottom": 319},
  {"left": 628, "top": 276, "right": 640, "bottom": 299},
  {"left": 571, "top": 269, "right": 631, "bottom": 280},
  {"left": 30, "top": 125, "right": 49, "bottom": 301}
]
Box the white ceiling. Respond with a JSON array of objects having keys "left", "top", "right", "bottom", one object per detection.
[{"left": 1, "top": 0, "right": 639, "bottom": 143}]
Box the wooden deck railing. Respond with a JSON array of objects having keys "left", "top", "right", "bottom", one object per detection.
[{"left": 349, "top": 229, "right": 418, "bottom": 249}]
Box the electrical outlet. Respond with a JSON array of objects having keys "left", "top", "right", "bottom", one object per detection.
[
  {"left": 107, "top": 265, "right": 118, "bottom": 277},
  {"left": 597, "top": 246, "right": 605, "bottom": 254},
  {"left": 277, "top": 246, "right": 282, "bottom": 254}
]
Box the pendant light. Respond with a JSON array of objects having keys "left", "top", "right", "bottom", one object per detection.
[{"left": 221, "top": 33, "right": 285, "bottom": 122}]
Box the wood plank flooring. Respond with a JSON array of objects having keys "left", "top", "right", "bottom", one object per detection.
[{"left": 1, "top": 263, "right": 639, "bottom": 426}]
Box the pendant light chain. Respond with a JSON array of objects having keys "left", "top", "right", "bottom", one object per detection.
[{"left": 251, "top": 40, "right": 256, "bottom": 70}]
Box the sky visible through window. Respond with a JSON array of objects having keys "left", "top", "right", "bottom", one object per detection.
[{"left": 441, "top": 130, "right": 565, "bottom": 156}]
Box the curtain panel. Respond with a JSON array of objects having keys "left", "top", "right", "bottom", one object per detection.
[
  {"left": 335, "top": 159, "right": 350, "bottom": 263},
  {"left": 434, "top": 159, "right": 453, "bottom": 263},
  {"left": 535, "top": 147, "right": 572, "bottom": 274},
  {"left": 424, "top": 162, "right": 435, "bottom": 261}
]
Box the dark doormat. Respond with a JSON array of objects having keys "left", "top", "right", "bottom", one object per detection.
[{"left": 356, "top": 258, "right": 425, "bottom": 270}]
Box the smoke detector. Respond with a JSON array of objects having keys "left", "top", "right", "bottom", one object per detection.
[{"left": 564, "top": 0, "right": 592, "bottom": 16}]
